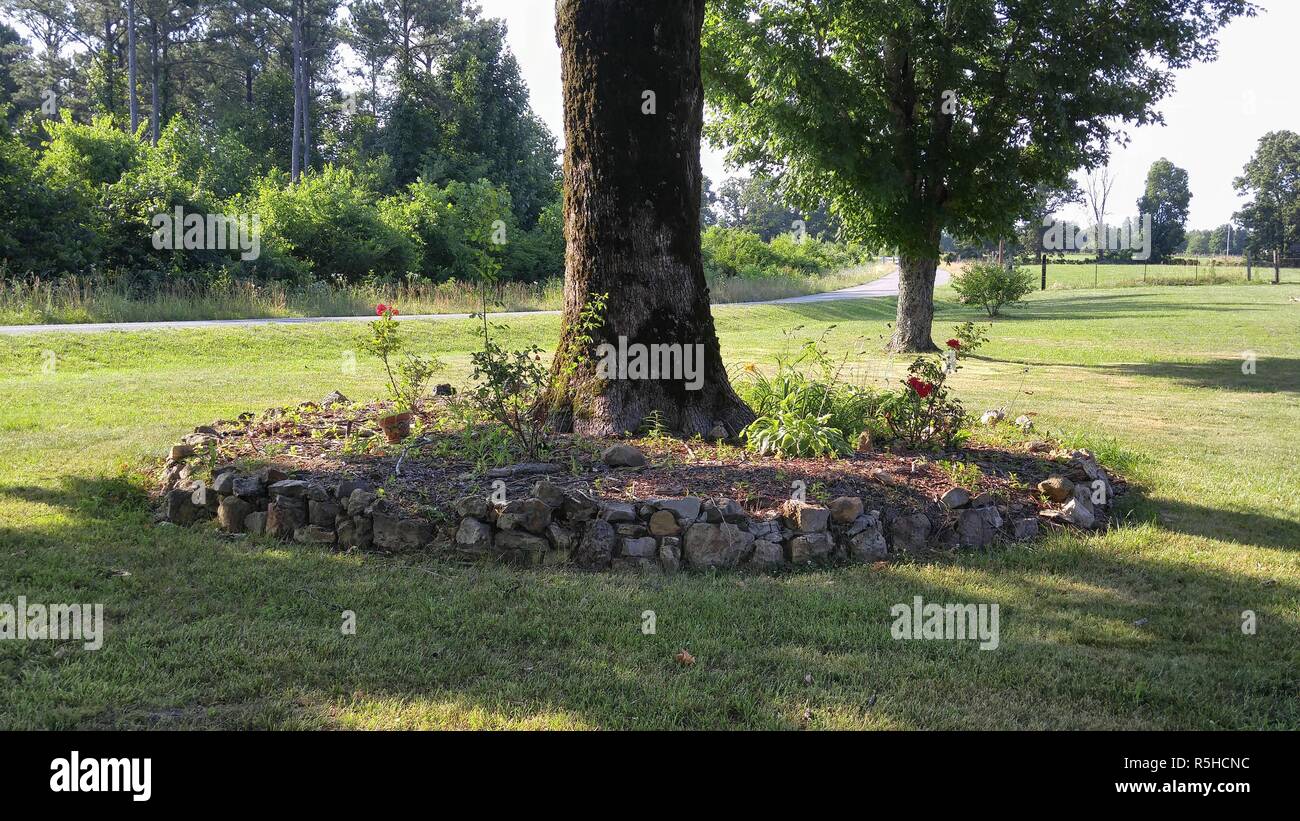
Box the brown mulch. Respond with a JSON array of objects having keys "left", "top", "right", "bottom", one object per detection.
[{"left": 187, "top": 396, "right": 1112, "bottom": 535}]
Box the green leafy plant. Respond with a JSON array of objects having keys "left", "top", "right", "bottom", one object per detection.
[
  {"left": 938, "top": 459, "right": 984, "bottom": 491},
  {"left": 742, "top": 409, "right": 851, "bottom": 458},
  {"left": 876, "top": 324, "right": 989, "bottom": 450},
  {"left": 952, "top": 262, "right": 1036, "bottom": 317}
]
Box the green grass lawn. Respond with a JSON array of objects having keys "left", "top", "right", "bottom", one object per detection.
[
  {"left": 1024, "top": 261, "right": 1300, "bottom": 289},
  {"left": 1, "top": 283, "right": 1298, "bottom": 729}
]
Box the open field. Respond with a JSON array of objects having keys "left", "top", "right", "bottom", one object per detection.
[
  {"left": 1, "top": 283, "right": 1297, "bottom": 729},
  {"left": 1021, "top": 262, "right": 1300, "bottom": 289},
  {"left": 0, "top": 265, "right": 887, "bottom": 327}
]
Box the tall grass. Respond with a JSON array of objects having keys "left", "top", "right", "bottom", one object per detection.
[{"left": 0, "top": 264, "right": 889, "bottom": 325}]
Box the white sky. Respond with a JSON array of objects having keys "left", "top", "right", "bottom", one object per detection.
[{"left": 481, "top": 0, "right": 1298, "bottom": 230}]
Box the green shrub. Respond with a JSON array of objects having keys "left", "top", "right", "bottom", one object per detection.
[{"left": 952, "top": 262, "right": 1036, "bottom": 316}]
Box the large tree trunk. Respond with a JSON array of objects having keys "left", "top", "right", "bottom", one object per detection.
[
  {"left": 891, "top": 254, "right": 940, "bottom": 352},
  {"left": 290, "top": 0, "right": 303, "bottom": 182},
  {"left": 550, "top": 0, "right": 753, "bottom": 438}
]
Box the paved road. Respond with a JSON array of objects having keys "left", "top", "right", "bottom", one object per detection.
[{"left": 0, "top": 269, "right": 949, "bottom": 336}]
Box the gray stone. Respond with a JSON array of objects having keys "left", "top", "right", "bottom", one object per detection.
[
  {"left": 601, "top": 444, "right": 647, "bottom": 467},
  {"left": 335, "top": 479, "right": 372, "bottom": 500},
  {"left": 616, "top": 523, "right": 648, "bottom": 538},
  {"left": 169, "top": 443, "right": 195, "bottom": 461},
  {"left": 790, "top": 532, "right": 835, "bottom": 563},
  {"left": 192, "top": 483, "right": 220, "bottom": 512},
  {"left": 497, "top": 498, "right": 552, "bottom": 534},
  {"left": 243, "top": 511, "right": 267, "bottom": 536},
  {"left": 454, "top": 495, "right": 490, "bottom": 520},
  {"left": 306, "top": 483, "right": 330, "bottom": 502},
  {"left": 294, "top": 525, "right": 337, "bottom": 545},
  {"left": 455, "top": 517, "right": 494, "bottom": 553},
  {"left": 653, "top": 497, "right": 702, "bottom": 522},
  {"left": 611, "top": 557, "right": 661, "bottom": 574},
  {"left": 978, "top": 505, "right": 1004, "bottom": 530},
  {"left": 321, "top": 390, "right": 349, "bottom": 406},
  {"left": 532, "top": 480, "right": 566, "bottom": 509},
  {"left": 218, "top": 496, "right": 253, "bottom": 533},
  {"left": 684, "top": 522, "right": 755, "bottom": 569},
  {"left": 699, "top": 502, "right": 724, "bottom": 523},
  {"left": 497, "top": 530, "right": 549, "bottom": 555},
  {"left": 337, "top": 516, "right": 373, "bottom": 550},
  {"left": 576, "top": 520, "right": 616, "bottom": 570},
  {"left": 659, "top": 537, "right": 681, "bottom": 575},
  {"left": 748, "top": 540, "right": 785, "bottom": 568},
  {"left": 309, "top": 499, "right": 339, "bottom": 528},
  {"left": 829, "top": 496, "right": 865, "bottom": 523},
  {"left": 600, "top": 501, "right": 637, "bottom": 523},
  {"left": 1012, "top": 517, "right": 1039, "bottom": 540},
  {"left": 259, "top": 467, "right": 289, "bottom": 485},
  {"left": 707, "top": 424, "right": 728, "bottom": 442},
  {"left": 232, "top": 475, "right": 264, "bottom": 499},
  {"left": 1062, "top": 498, "right": 1096, "bottom": 529},
  {"left": 372, "top": 514, "right": 434, "bottom": 551},
  {"left": 719, "top": 499, "right": 747, "bottom": 523},
  {"left": 166, "top": 488, "right": 204, "bottom": 525},
  {"left": 749, "top": 518, "right": 782, "bottom": 542},
  {"left": 266, "top": 499, "right": 307, "bottom": 538},
  {"left": 890, "top": 513, "right": 932, "bottom": 553},
  {"left": 563, "top": 490, "right": 601, "bottom": 522},
  {"left": 846, "top": 513, "right": 887, "bottom": 562},
  {"left": 621, "top": 537, "right": 658, "bottom": 559},
  {"left": 648, "top": 509, "right": 681, "bottom": 537},
  {"left": 972, "top": 491, "right": 996, "bottom": 508},
  {"left": 940, "top": 487, "right": 971, "bottom": 509},
  {"left": 347, "top": 489, "right": 378, "bottom": 517},
  {"left": 213, "top": 472, "right": 236, "bottom": 494},
  {"left": 269, "top": 479, "right": 309, "bottom": 498},
  {"left": 546, "top": 523, "right": 574, "bottom": 552},
  {"left": 956, "top": 508, "right": 996, "bottom": 548}
]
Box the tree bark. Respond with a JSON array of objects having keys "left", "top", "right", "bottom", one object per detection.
[
  {"left": 891, "top": 253, "right": 940, "bottom": 352},
  {"left": 290, "top": 0, "right": 302, "bottom": 182},
  {"left": 550, "top": 0, "right": 753, "bottom": 438},
  {"left": 127, "top": 0, "right": 138, "bottom": 133},
  {"left": 148, "top": 20, "right": 158, "bottom": 144}
]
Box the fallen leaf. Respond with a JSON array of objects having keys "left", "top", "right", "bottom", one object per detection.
[{"left": 675, "top": 649, "right": 695, "bottom": 666}]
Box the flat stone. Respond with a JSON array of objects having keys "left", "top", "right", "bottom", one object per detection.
[
  {"left": 563, "top": 490, "right": 601, "bottom": 522},
  {"left": 243, "top": 511, "right": 267, "bottom": 536},
  {"left": 1062, "top": 498, "right": 1096, "bottom": 529},
  {"left": 455, "top": 517, "right": 494, "bottom": 553},
  {"left": 616, "top": 523, "right": 648, "bottom": 537},
  {"left": 621, "top": 537, "right": 658, "bottom": 559},
  {"left": 372, "top": 514, "right": 434, "bottom": 551},
  {"left": 611, "top": 557, "right": 661, "bottom": 574},
  {"left": 294, "top": 525, "right": 337, "bottom": 545},
  {"left": 454, "top": 495, "right": 491, "bottom": 519},
  {"left": 648, "top": 509, "right": 681, "bottom": 537},
  {"left": 269, "top": 479, "right": 309, "bottom": 498},
  {"left": 232, "top": 475, "right": 264, "bottom": 499},
  {"left": 748, "top": 539, "right": 784, "bottom": 568},
  {"left": 653, "top": 497, "right": 702, "bottom": 522},
  {"left": 683, "top": 522, "right": 755, "bottom": 569},
  {"left": 335, "top": 479, "right": 372, "bottom": 500},
  {"left": 956, "top": 508, "right": 996, "bottom": 548},
  {"left": 600, "top": 501, "right": 637, "bottom": 523},
  {"left": 829, "top": 496, "right": 865, "bottom": 523},
  {"left": 890, "top": 513, "right": 932, "bottom": 553},
  {"left": 497, "top": 530, "right": 549, "bottom": 554},
  {"left": 940, "top": 487, "right": 971, "bottom": 509},
  {"left": 790, "top": 532, "right": 835, "bottom": 563},
  {"left": 169, "top": 443, "right": 195, "bottom": 461},
  {"left": 601, "top": 444, "right": 647, "bottom": 467},
  {"left": 749, "top": 519, "right": 782, "bottom": 542}
]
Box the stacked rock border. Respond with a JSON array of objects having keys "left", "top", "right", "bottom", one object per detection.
[{"left": 157, "top": 427, "right": 1119, "bottom": 573}]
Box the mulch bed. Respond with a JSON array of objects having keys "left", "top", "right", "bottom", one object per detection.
[{"left": 191, "top": 395, "right": 1115, "bottom": 535}]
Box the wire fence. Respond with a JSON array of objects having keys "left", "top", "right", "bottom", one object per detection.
[{"left": 1017, "top": 258, "right": 1300, "bottom": 289}]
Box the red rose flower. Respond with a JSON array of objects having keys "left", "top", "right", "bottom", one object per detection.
[
  {"left": 946, "top": 339, "right": 960, "bottom": 349},
  {"left": 906, "top": 376, "right": 935, "bottom": 398},
  {"left": 391, "top": 307, "right": 399, "bottom": 315},
  {"left": 376, "top": 303, "right": 388, "bottom": 316}
]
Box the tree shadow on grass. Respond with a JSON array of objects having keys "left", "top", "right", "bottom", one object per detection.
[
  {"left": 3, "top": 466, "right": 1297, "bottom": 730},
  {"left": 1087, "top": 358, "right": 1300, "bottom": 396}
]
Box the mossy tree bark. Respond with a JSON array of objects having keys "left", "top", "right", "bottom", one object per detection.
[{"left": 549, "top": 0, "right": 754, "bottom": 437}]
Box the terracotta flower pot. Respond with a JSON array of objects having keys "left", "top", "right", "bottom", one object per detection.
[{"left": 378, "top": 411, "right": 413, "bottom": 443}]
